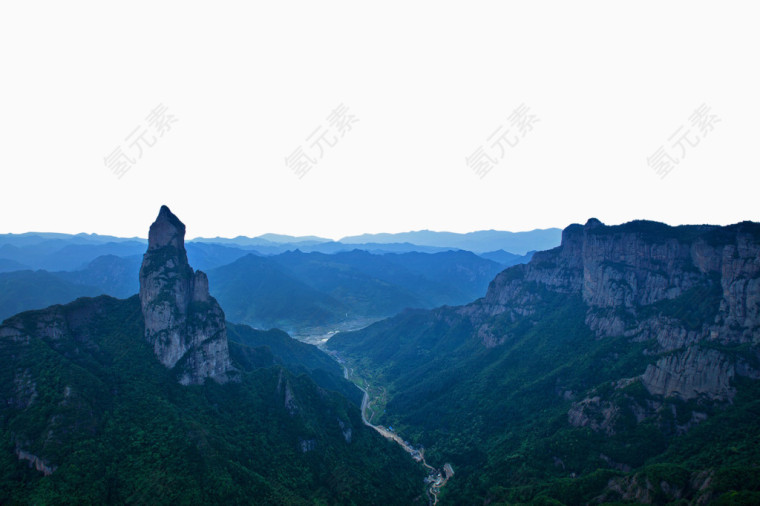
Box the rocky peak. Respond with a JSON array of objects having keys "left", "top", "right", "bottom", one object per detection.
[
  {"left": 584, "top": 217, "right": 604, "bottom": 230},
  {"left": 139, "top": 206, "right": 233, "bottom": 385},
  {"left": 148, "top": 205, "right": 186, "bottom": 251}
]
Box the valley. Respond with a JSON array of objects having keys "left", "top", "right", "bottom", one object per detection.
[
  {"left": 2, "top": 211, "right": 760, "bottom": 504},
  {"left": 291, "top": 319, "right": 457, "bottom": 505},
  {"left": 334, "top": 350, "right": 454, "bottom": 505},
  {"left": 327, "top": 219, "right": 760, "bottom": 504}
]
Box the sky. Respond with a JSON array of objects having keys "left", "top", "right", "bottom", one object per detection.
[{"left": 1, "top": 1, "right": 758, "bottom": 241}]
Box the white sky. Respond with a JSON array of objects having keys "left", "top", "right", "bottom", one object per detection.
[{"left": 1, "top": 1, "right": 758, "bottom": 240}]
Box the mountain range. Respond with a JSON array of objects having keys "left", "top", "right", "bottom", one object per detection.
[
  {"left": 327, "top": 218, "right": 760, "bottom": 504},
  {"left": 339, "top": 229, "right": 561, "bottom": 255},
  {"left": 0, "top": 228, "right": 559, "bottom": 272},
  {"left": 207, "top": 249, "right": 507, "bottom": 333},
  {"left": 3, "top": 212, "right": 760, "bottom": 504},
  {"left": 1, "top": 248, "right": 523, "bottom": 333}
]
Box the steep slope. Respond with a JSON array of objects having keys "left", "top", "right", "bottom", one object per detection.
[
  {"left": 271, "top": 250, "right": 425, "bottom": 317},
  {"left": 382, "top": 250, "right": 505, "bottom": 304},
  {"left": 327, "top": 219, "right": 760, "bottom": 504},
  {"left": 0, "top": 296, "right": 423, "bottom": 504},
  {"left": 207, "top": 254, "right": 349, "bottom": 331},
  {"left": 226, "top": 322, "right": 363, "bottom": 406}
]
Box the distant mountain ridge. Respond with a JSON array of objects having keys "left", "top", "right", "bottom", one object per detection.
[
  {"left": 2, "top": 228, "right": 564, "bottom": 257},
  {"left": 0, "top": 228, "right": 558, "bottom": 270},
  {"left": 207, "top": 249, "right": 507, "bottom": 332},
  {"left": 1, "top": 247, "right": 517, "bottom": 333},
  {"left": 477, "top": 249, "right": 535, "bottom": 266},
  {"left": 339, "top": 228, "right": 562, "bottom": 254}
]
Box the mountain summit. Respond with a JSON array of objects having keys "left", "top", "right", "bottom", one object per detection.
[{"left": 139, "top": 206, "right": 233, "bottom": 384}]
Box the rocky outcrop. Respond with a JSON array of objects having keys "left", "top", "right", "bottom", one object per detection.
[
  {"left": 567, "top": 396, "right": 619, "bottom": 435},
  {"left": 15, "top": 447, "right": 56, "bottom": 476},
  {"left": 276, "top": 369, "right": 300, "bottom": 415},
  {"left": 596, "top": 468, "right": 715, "bottom": 505},
  {"left": 456, "top": 218, "right": 760, "bottom": 441},
  {"left": 9, "top": 370, "right": 37, "bottom": 409},
  {"left": 641, "top": 347, "right": 735, "bottom": 401},
  {"left": 465, "top": 219, "right": 760, "bottom": 393},
  {"left": 337, "top": 418, "right": 353, "bottom": 443},
  {"left": 476, "top": 220, "right": 760, "bottom": 329},
  {"left": 299, "top": 438, "right": 316, "bottom": 453},
  {"left": 139, "top": 206, "right": 232, "bottom": 385}
]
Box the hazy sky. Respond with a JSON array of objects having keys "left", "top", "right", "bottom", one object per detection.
[{"left": 1, "top": 2, "right": 758, "bottom": 240}]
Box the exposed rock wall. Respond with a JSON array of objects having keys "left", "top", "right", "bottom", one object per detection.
[
  {"left": 468, "top": 219, "right": 760, "bottom": 403},
  {"left": 139, "top": 206, "right": 232, "bottom": 384}
]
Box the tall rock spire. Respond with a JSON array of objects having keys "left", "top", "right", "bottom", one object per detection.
[{"left": 139, "top": 205, "right": 233, "bottom": 385}]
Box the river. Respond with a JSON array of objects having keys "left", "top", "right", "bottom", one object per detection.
[
  {"left": 337, "top": 359, "right": 453, "bottom": 504},
  {"left": 296, "top": 327, "right": 454, "bottom": 504}
]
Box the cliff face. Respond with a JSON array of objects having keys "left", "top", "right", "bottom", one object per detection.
[
  {"left": 480, "top": 220, "right": 759, "bottom": 324},
  {"left": 469, "top": 219, "right": 760, "bottom": 402},
  {"left": 139, "top": 206, "right": 232, "bottom": 385},
  {"left": 461, "top": 218, "right": 760, "bottom": 411}
]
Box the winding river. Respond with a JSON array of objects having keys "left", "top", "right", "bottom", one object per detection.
[
  {"left": 342, "top": 363, "right": 452, "bottom": 504},
  {"left": 297, "top": 327, "right": 454, "bottom": 503}
]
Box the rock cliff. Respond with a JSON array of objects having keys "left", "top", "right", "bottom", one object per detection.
[
  {"left": 139, "top": 206, "right": 233, "bottom": 384},
  {"left": 463, "top": 219, "right": 760, "bottom": 403}
]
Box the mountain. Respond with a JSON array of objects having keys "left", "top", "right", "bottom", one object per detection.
[
  {"left": 339, "top": 228, "right": 562, "bottom": 255},
  {"left": 0, "top": 238, "right": 146, "bottom": 272},
  {"left": 0, "top": 270, "right": 101, "bottom": 321},
  {"left": 0, "top": 256, "right": 141, "bottom": 322},
  {"left": 190, "top": 238, "right": 456, "bottom": 255},
  {"left": 138, "top": 205, "right": 233, "bottom": 385},
  {"left": 207, "top": 254, "right": 349, "bottom": 332},
  {"left": 478, "top": 249, "right": 535, "bottom": 267},
  {"left": 286, "top": 241, "right": 457, "bottom": 255},
  {"left": 327, "top": 218, "right": 760, "bottom": 504},
  {"left": 1, "top": 247, "right": 505, "bottom": 333},
  {"left": 190, "top": 230, "right": 557, "bottom": 256},
  {"left": 226, "top": 323, "right": 362, "bottom": 406},
  {"left": 207, "top": 249, "right": 504, "bottom": 333},
  {"left": 380, "top": 250, "right": 507, "bottom": 304},
  {"left": 0, "top": 206, "right": 424, "bottom": 504},
  {"left": 270, "top": 250, "right": 425, "bottom": 318},
  {"left": 0, "top": 296, "right": 423, "bottom": 504},
  {"left": 0, "top": 232, "right": 145, "bottom": 247},
  {"left": 56, "top": 254, "right": 141, "bottom": 299},
  {"left": 256, "top": 233, "right": 332, "bottom": 244},
  {"left": 0, "top": 229, "right": 553, "bottom": 269},
  {"left": 0, "top": 258, "right": 30, "bottom": 273},
  {"left": 185, "top": 242, "right": 254, "bottom": 271}
]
